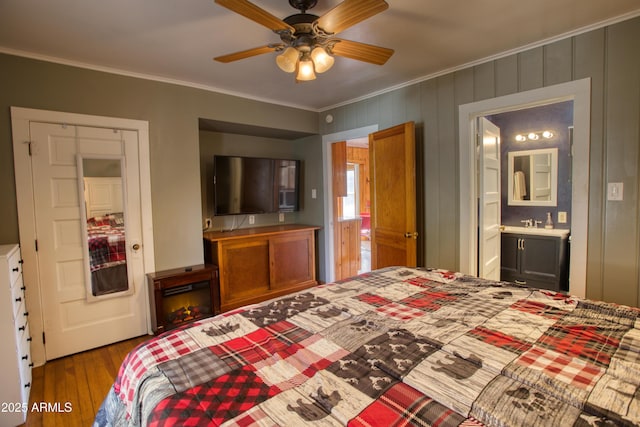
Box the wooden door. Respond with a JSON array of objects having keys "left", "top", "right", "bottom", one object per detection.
[
  {"left": 29, "top": 122, "right": 148, "bottom": 359},
  {"left": 332, "top": 141, "right": 347, "bottom": 279},
  {"left": 478, "top": 117, "right": 501, "bottom": 280},
  {"left": 369, "top": 122, "right": 417, "bottom": 269}
]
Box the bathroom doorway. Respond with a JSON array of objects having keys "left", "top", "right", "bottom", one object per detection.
[{"left": 459, "top": 79, "right": 591, "bottom": 297}]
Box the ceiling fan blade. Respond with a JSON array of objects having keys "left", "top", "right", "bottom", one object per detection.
[
  {"left": 214, "top": 45, "right": 279, "bottom": 63},
  {"left": 215, "top": 0, "right": 294, "bottom": 32},
  {"left": 331, "top": 39, "right": 394, "bottom": 65},
  {"left": 315, "top": 0, "right": 388, "bottom": 35}
]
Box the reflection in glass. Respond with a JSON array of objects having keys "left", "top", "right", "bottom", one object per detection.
[
  {"left": 81, "top": 158, "right": 129, "bottom": 297},
  {"left": 507, "top": 148, "right": 558, "bottom": 207},
  {"left": 277, "top": 160, "right": 298, "bottom": 211}
]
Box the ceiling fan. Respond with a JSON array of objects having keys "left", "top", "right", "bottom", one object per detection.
[{"left": 213, "top": 0, "right": 394, "bottom": 81}]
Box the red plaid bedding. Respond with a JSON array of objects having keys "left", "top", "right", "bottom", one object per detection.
[
  {"left": 87, "top": 214, "right": 126, "bottom": 272},
  {"left": 94, "top": 267, "right": 640, "bottom": 426}
]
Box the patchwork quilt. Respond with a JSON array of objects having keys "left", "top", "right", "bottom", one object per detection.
[{"left": 94, "top": 267, "right": 640, "bottom": 426}]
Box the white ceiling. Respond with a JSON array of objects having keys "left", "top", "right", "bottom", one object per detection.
[{"left": 1, "top": 0, "right": 639, "bottom": 111}]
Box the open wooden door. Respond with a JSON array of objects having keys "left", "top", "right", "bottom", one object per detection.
[{"left": 369, "top": 122, "right": 417, "bottom": 269}]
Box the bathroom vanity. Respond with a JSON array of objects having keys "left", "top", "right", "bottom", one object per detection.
[{"left": 500, "top": 226, "right": 569, "bottom": 292}]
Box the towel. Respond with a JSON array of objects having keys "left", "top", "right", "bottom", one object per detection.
[{"left": 513, "top": 171, "right": 527, "bottom": 200}]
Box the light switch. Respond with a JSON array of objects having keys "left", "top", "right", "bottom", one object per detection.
[
  {"left": 311, "top": 188, "right": 317, "bottom": 199},
  {"left": 607, "top": 182, "right": 623, "bottom": 201}
]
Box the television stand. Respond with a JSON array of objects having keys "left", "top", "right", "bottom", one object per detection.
[{"left": 203, "top": 224, "right": 319, "bottom": 312}]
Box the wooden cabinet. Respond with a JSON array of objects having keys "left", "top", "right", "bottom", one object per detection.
[
  {"left": 500, "top": 232, "right": 569, "bottom": 292},
  {"left": 335, "top": 218, "right": 361, "bottom": 280},
  {"left": 0, "top": 244, "right": 32, "bottom": 426},
  {"left": 147, "top": 264, "right": 219, "bottom": 334},
  {"left": 204, "top": 225, "right": 319, "bottom": 312}
]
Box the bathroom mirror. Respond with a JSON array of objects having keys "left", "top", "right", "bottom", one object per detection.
[
  {"left": 77, "top": 155, "right": 133, "bottom": 301},
  {"left": 507, "top": 148, "right": 558, "bottom": 206}
]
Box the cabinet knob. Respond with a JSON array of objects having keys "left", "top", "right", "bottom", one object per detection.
[
  {"left": 18, "top": 325, "right": 25, "bottom": 331},
  {"left": 29, "top": 363, "right": 34, "bottom": 368},
  {"left": 12, "top": 267, "right": 19, "bottom": 272},
  {"left": 15, "top": 297, "right": 22, "bottom": 302},
  {"left": 24, "top": 383, "right": 31, "bottom": 388},
  {"left": 24, "top": 312, "right": 29, "bottom": 317},
  {"left": 27, "top": 336, "right": 32, "bottom": 342},
  {"left": 21, "top": 355, "right": 28, "bottom": 360},
  {"left": 19, "top": 259, "right": 24, "bottom": 264},
  {"left": 21, "top": 286, "right": 26, "bottom": 291}
]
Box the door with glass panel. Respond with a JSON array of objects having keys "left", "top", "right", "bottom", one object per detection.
[{"left": 29, "top": 122, "right": 147, "bottom": 359}]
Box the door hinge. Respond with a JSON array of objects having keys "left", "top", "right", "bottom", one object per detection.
[
  {"left": 27, "top": 141, "right": 33, "bottom": 156},
  {"left": 35, "top": 240, "right": 38, "bottom": 252},
  {"left": 42, "top": 332, "right": 46, "bottom": 344}
]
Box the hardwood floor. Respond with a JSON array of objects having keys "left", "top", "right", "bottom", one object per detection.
[{"left": 23, "top": 335, "right": 150, "bottom": 427}]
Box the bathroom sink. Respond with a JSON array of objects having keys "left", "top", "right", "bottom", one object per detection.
[{"left": 500, "top": 225, "right": 570, "bottom": 238}]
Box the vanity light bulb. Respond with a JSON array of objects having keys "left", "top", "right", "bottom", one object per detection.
[
  {"left": 542, "top": 131, "right": 554, "bottom": 139},
  {"left": 515, "top": 134, "right": 526, "bottom": 142},
  {"left": 528, "top": 132, "right": 539, "bottom": 140}
]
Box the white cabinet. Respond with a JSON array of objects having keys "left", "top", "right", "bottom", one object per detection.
[{"left": 0, "top": 244, "right": 32, "bottom": 426}]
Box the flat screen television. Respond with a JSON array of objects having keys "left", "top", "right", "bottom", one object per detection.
[{"left": 213, "top": 155, "right": 301, "bottom": 215}]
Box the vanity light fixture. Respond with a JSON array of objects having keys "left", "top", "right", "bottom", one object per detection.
[{"left": 515, "top": 130, "right": 554, "bottom": 142}]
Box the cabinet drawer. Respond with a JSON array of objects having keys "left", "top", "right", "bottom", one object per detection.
[
  {"left": 18, "top": 323, "right": 32, "bottom": 377},
  {"left": 11, "top": 275, "right": 26, "bottom": 320},
  {"left": 8, "top": 247, "right": 22, "bottom": 287},
  {"left": 18, "top": 324, "right": 32, "bottom": 405}
]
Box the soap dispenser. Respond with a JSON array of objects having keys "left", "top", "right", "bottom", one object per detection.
[{"left": 545, "top": 212, "right": 554, "bottom": 229}]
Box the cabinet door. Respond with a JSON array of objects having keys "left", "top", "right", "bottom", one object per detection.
[
  {"left": 500, "top": 234, "right": 520, "bottom": 280},
  {"left": 220, "top": 238, "right": 270, "bottom": 309},
  {"left": 270, "top": 231, "right": 315, "bottom": 289},
  {"left": 520, "top": 236, "right": 560, "bottom": 284}
]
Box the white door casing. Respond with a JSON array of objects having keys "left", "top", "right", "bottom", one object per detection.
[
  {"left": 458, "top": 78, "right": 591, "bottom": 298},
  {"left": 11, "top": 107, "right": 154, "bottom": 365},
  {"left": 478, "top": 117, "right": 501, "bottom": 280}
]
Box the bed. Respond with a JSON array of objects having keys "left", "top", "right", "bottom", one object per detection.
[
  {"left": 87, "top": 213, "right": 128, "bottom": 296},
  {"left": 94, "top": 266, "right": 640, "bottom": 426}
]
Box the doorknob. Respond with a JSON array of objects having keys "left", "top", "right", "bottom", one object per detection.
[
  {"left": 132, "top": 243, "right": 141, "bottom": 251},
  {"left": 404, "top": 232, "right": 419, "bottom": 239}
]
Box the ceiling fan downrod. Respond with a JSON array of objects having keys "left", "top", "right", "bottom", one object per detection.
[{"left": 288, "top": 0, "right": 318, "bottom": 13}]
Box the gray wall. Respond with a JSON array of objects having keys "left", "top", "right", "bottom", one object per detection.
[
  {"left": 0, "top": 53, "right": 318, "bottom": 271},
  {"left": 319, "top": 17, "right": 640, "bottom": 307}
]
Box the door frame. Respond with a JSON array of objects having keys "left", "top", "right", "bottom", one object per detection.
[
  {"left": 322, "top": 125, "right": 378, "bottom": 282},
  {"left": 11, "top": 107, "right": 155, "bottom": 366},
  {"left": 458, "top": 78, "right": 591, "bottom": 297}
]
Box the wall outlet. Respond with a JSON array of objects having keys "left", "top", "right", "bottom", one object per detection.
[
  {"left": 279, "top": 213, "right": 285, "bottom": 223},
  {"left": 558, "top": 212, "right": 567, "bottom": 224},
  {"left": 249, "top": 215, "right": 255, "bottom": 225}
]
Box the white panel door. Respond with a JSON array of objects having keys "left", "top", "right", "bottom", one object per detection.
[
  {"left": 30, "top": 122, "right": 147, "bottom": 359},
  {"left": 478, "top": 117, "right": 501, "bottom": 280}
]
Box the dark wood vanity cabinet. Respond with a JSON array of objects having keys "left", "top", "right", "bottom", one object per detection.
[{"left": 500, "top": 232, "right": 569, "bottom": 292}]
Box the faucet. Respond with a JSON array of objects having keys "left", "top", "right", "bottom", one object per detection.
[
  {"left": 534, "top": 220, "right": 543, "bottom": 228},
  {"left": 520, "top": 219, "right": 533, "bottom": 228}
]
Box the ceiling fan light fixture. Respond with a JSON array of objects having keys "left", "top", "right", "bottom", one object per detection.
[
  {"left": 276, "top": 47, "right": 299, "bottom": 73},
  {"left": 310, "top": 46, "right": 334, "bottom": 73},
  {"left": 296, "top": 56, "right": 316, "bottom": 81}
]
